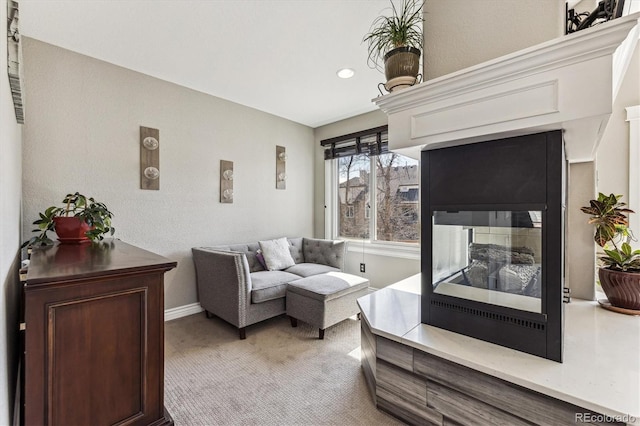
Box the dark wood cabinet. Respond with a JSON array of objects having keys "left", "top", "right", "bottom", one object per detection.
[{"left": 24, "top": 240, "right": 176, "bottom": 426}]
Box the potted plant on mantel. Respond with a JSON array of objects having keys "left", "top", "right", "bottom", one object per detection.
[
  {"left": 581, "top": 192, "right": 640, "bottom": 313},
  {"left": 22, "top": 192, "right": 115, "bottom": 247},
  {"left": 363, "top": 0, "right": 424, "bottom": 93}
]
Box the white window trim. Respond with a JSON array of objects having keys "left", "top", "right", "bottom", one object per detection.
[
  {"left": 324, "top": 160, "right": 336, "bottom": 240},
  {"left": 345, "top": 239, "right": 420, "bottom": 260},
  {"left": 627, "top": 105, "right": 640, "bottom": 242},
  {"left": 326, "top": 158, "right": 420, "bottom": 260}
]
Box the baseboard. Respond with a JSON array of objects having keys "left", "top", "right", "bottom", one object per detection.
[{"left": 164, "top": 302, "right": 204, "bottom": 322}]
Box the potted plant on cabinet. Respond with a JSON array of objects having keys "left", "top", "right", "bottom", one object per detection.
[
  {"left": 580, "top": 192, "right": 640, "bottom": 312},
  {"left": 22, "top": 192, "right": 115, "bottom": 247},
  {"left": 363, "top": 0, "right": 424, "bottom": 93}
]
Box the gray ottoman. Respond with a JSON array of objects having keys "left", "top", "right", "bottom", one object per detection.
[{"left": 286, "top": 272, "right": 370, "bottom": 339}]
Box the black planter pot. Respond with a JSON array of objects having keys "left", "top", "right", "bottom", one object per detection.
[{"left": 383, "top": 46, "right": 421, "bottom": 92}]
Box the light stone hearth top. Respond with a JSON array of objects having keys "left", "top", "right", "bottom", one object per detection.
[{"left": 357, "top": 274, "right": 640, "bottom": 420}]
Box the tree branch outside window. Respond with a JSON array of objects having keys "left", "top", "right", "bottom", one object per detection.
[{"left": 337, "top": 153, "right": 419, "bottom": 243}]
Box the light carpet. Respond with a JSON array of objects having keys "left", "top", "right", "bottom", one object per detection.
[{"left": 164, "top": 313, "right": 402, "bottom": 426}]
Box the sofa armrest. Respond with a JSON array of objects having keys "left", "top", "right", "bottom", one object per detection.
[
  {"left": 302, "top": 238, "right": 346, "bottom": 271},
  {"left": 191, "top": 247, "right": 252, "bottom": 328}
]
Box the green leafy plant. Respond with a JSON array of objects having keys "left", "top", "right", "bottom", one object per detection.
[
  {"left": 363, "top": 0, "right": 424, "bottom": 71},
  {"left": 580, "top": 192, "right": 640, "bottom": 271},
  {"left": 602, "top": 242, "right": 640, "bottom": 271},
  {"left": 22, "top": 192, "right": 115, "bottom": 247}
]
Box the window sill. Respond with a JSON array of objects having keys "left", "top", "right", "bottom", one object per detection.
[{"left": 344, "top": 240, "right": 420, "bottom": 260}]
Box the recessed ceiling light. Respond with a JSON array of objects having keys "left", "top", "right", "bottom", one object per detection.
[{"left": 336, "top": 68, "right": 355, "bottom": 79}]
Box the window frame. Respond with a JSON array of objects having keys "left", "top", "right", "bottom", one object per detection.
[{"left": 325, "top": 156, "right": 420, "bottom": 260}]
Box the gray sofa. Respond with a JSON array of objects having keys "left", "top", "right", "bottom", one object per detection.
[{"left": 192, "top": 237, "right": 346, "bottom": 339}]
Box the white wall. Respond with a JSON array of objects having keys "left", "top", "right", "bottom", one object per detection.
[
  {"left": 344, "top": 249, "right": 419, "bottom": 290},
  {"left": 591, "top": 42, "right": 640, "bottom": 294},
  {"left": 22, "top": 38, "right": 315, "bottom": 310},
  {"left": 314, "top": 110, "right": 420, "bottom": 289},
  {"left": 597, "top": 43, "right": 640, "bottom": 197},
  {"left": 1, "top": 0, "right": 23, "bottom": 422},
  {"left": 423, "top": 0, "right": 564, "bottom": 80}
]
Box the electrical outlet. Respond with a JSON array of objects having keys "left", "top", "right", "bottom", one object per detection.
[{"left": 360, "top": 263, "right": 366, "bottom": 273}]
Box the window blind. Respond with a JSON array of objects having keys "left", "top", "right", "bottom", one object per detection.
[{"left": 320, "top": 125, "right": 388, "bottom": 160}]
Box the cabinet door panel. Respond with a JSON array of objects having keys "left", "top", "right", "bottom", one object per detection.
[{"left": 48, "top": 289, "right": 147, "bottom": 425}]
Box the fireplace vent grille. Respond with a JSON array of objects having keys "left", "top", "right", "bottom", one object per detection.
[{"left": 431, "top": 300, "right": 546, "bottom": 331}]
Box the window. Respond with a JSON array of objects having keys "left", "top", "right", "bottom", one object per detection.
[
  {"left": 322, "top": 125, "right": 420, "bottom": 249},
  {"left": 337, "top": 152, "right": 419, "bottom": 243},
  {"left": 338, "top": 155, "right": 370, "bottom": 239},
  {"left": 374, "top": 153, "right": 420, "bottom": 243},
  {"left": 345, "top": 205, "right": 355, "bottom": 218}
]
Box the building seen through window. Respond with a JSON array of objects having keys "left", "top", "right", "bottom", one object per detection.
[{"left": 338, "top": 152, "right": 419, "bottom": 243}]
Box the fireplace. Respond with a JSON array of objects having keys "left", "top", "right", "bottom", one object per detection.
[
  {"left": 421, "top": 130, "right": 565, "bottom": 362},
  {"left": 373, "top": 14, "right": 638, "bottom": 362}
]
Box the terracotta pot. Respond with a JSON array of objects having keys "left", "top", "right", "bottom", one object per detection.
[
  {"left": 598, "top": 267, "right": 640, "bottom": 310},
  {"left": 53, "top": 216, "right": 92, "bottom": 244}
]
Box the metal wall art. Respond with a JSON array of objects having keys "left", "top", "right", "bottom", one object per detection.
[
  {"left": 140, "top": 126, "right": 160, "bottom": 190},
  {"left": 276, "top": 146, "right": 286, "bottom": 190},
  {"left": 220, "top": 160, "right": 234, "bottom": 203},
  {"left": 566, "top": 0, "right": 625, "bottom": 34},
  {"left": 7, "top": 0, "right": 24, "bottom": 123}
]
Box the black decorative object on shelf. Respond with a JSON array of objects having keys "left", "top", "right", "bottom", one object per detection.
[{"left": 566, "top": 0, "right": 625, "bottom": 34}]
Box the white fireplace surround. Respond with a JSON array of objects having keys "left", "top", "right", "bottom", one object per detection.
[
  {"left": 375, "top": 12, "right": 639, "bottom": 162},
  {"left": 374, "top": 13, "right": 640, "bottom": 299}
]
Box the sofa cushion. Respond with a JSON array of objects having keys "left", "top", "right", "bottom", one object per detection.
[
  {"left": 255, "top": 249, "right": 268, "bottom": 270},
  {"left": 259, "top": 238, "right": 296, "bottom": 271},
  {"left": 215, "top": 242, "right": 264, "bottom": 273},
  {"left": 288, "top": 237, "right": 304, "bottom": 264},
  {"left": 250, "top": 270, "right": 300, "bottom": 303},
  {"left": 285, "top": 263, "right": 340, "bottom": 278},
  {"left": 303, "top": 238, "right": 345, "bottom": 269},
  {"left": 287, "top": 272, "right": 369, "bottom": 302}
]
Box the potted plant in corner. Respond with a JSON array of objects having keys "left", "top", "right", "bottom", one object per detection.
[
  {"left": 22, "top": 192, "right": 115, "bottom": 247},
  {"left": 581, "top": 192, "right": 640, "bottom": 312},
  {"left": 363, "top": 0, "right": 424, "bottom": 93}
]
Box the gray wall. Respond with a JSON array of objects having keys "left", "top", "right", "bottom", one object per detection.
[
  {"left": 314, "top": 111, "right": 420, "bottom": 289},
  {"left": 0, "top": 0, "right": 23, "bottom": 422},
  {"left": 423, "top": 0, "right": 564, "bottom": 80},
  {"left": 22, "top": 38, "right": 315, "bottom": 310}
]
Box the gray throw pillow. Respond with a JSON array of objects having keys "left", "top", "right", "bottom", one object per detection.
[{"left": 259, "top": 238, "right": 296, "bottom": 271}]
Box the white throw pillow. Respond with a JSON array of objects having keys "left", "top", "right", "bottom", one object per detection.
[{"left": 258, "top": 238, "right": 296, "bottom": 271}]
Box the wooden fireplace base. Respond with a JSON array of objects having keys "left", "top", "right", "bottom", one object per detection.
[
  {"left": 362, "top": 319, "right": 621, "bottom": 425},
  {"left": 357, "top": 274, "right": 639, "bottom": 425}
]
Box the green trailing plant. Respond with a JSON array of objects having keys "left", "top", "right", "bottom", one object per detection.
[
  {"left": 22, "top": 192, "right": 115, "bottom": 247},
  {"left": 580, "top": 192, "right": 640, "bottom": 271},
  {"left": 363, "top": 0, "right": 424, "bottom": 71}
]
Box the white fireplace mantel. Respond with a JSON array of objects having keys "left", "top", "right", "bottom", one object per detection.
[{"left": 374, "top": 12, "right": 640, "bottom": 163}]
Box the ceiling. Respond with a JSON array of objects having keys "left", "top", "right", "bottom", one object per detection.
[{"left": 18, "top": 0, "right": 397, "bottom": 128}]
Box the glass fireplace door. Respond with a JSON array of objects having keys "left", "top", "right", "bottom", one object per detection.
[{"left": 432, "top": 210, "right": 542, "bottom": 313}]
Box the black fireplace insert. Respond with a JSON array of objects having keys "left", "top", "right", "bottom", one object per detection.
[{"left": 421, "top": 131, "right": 565, "bottom": 362}]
